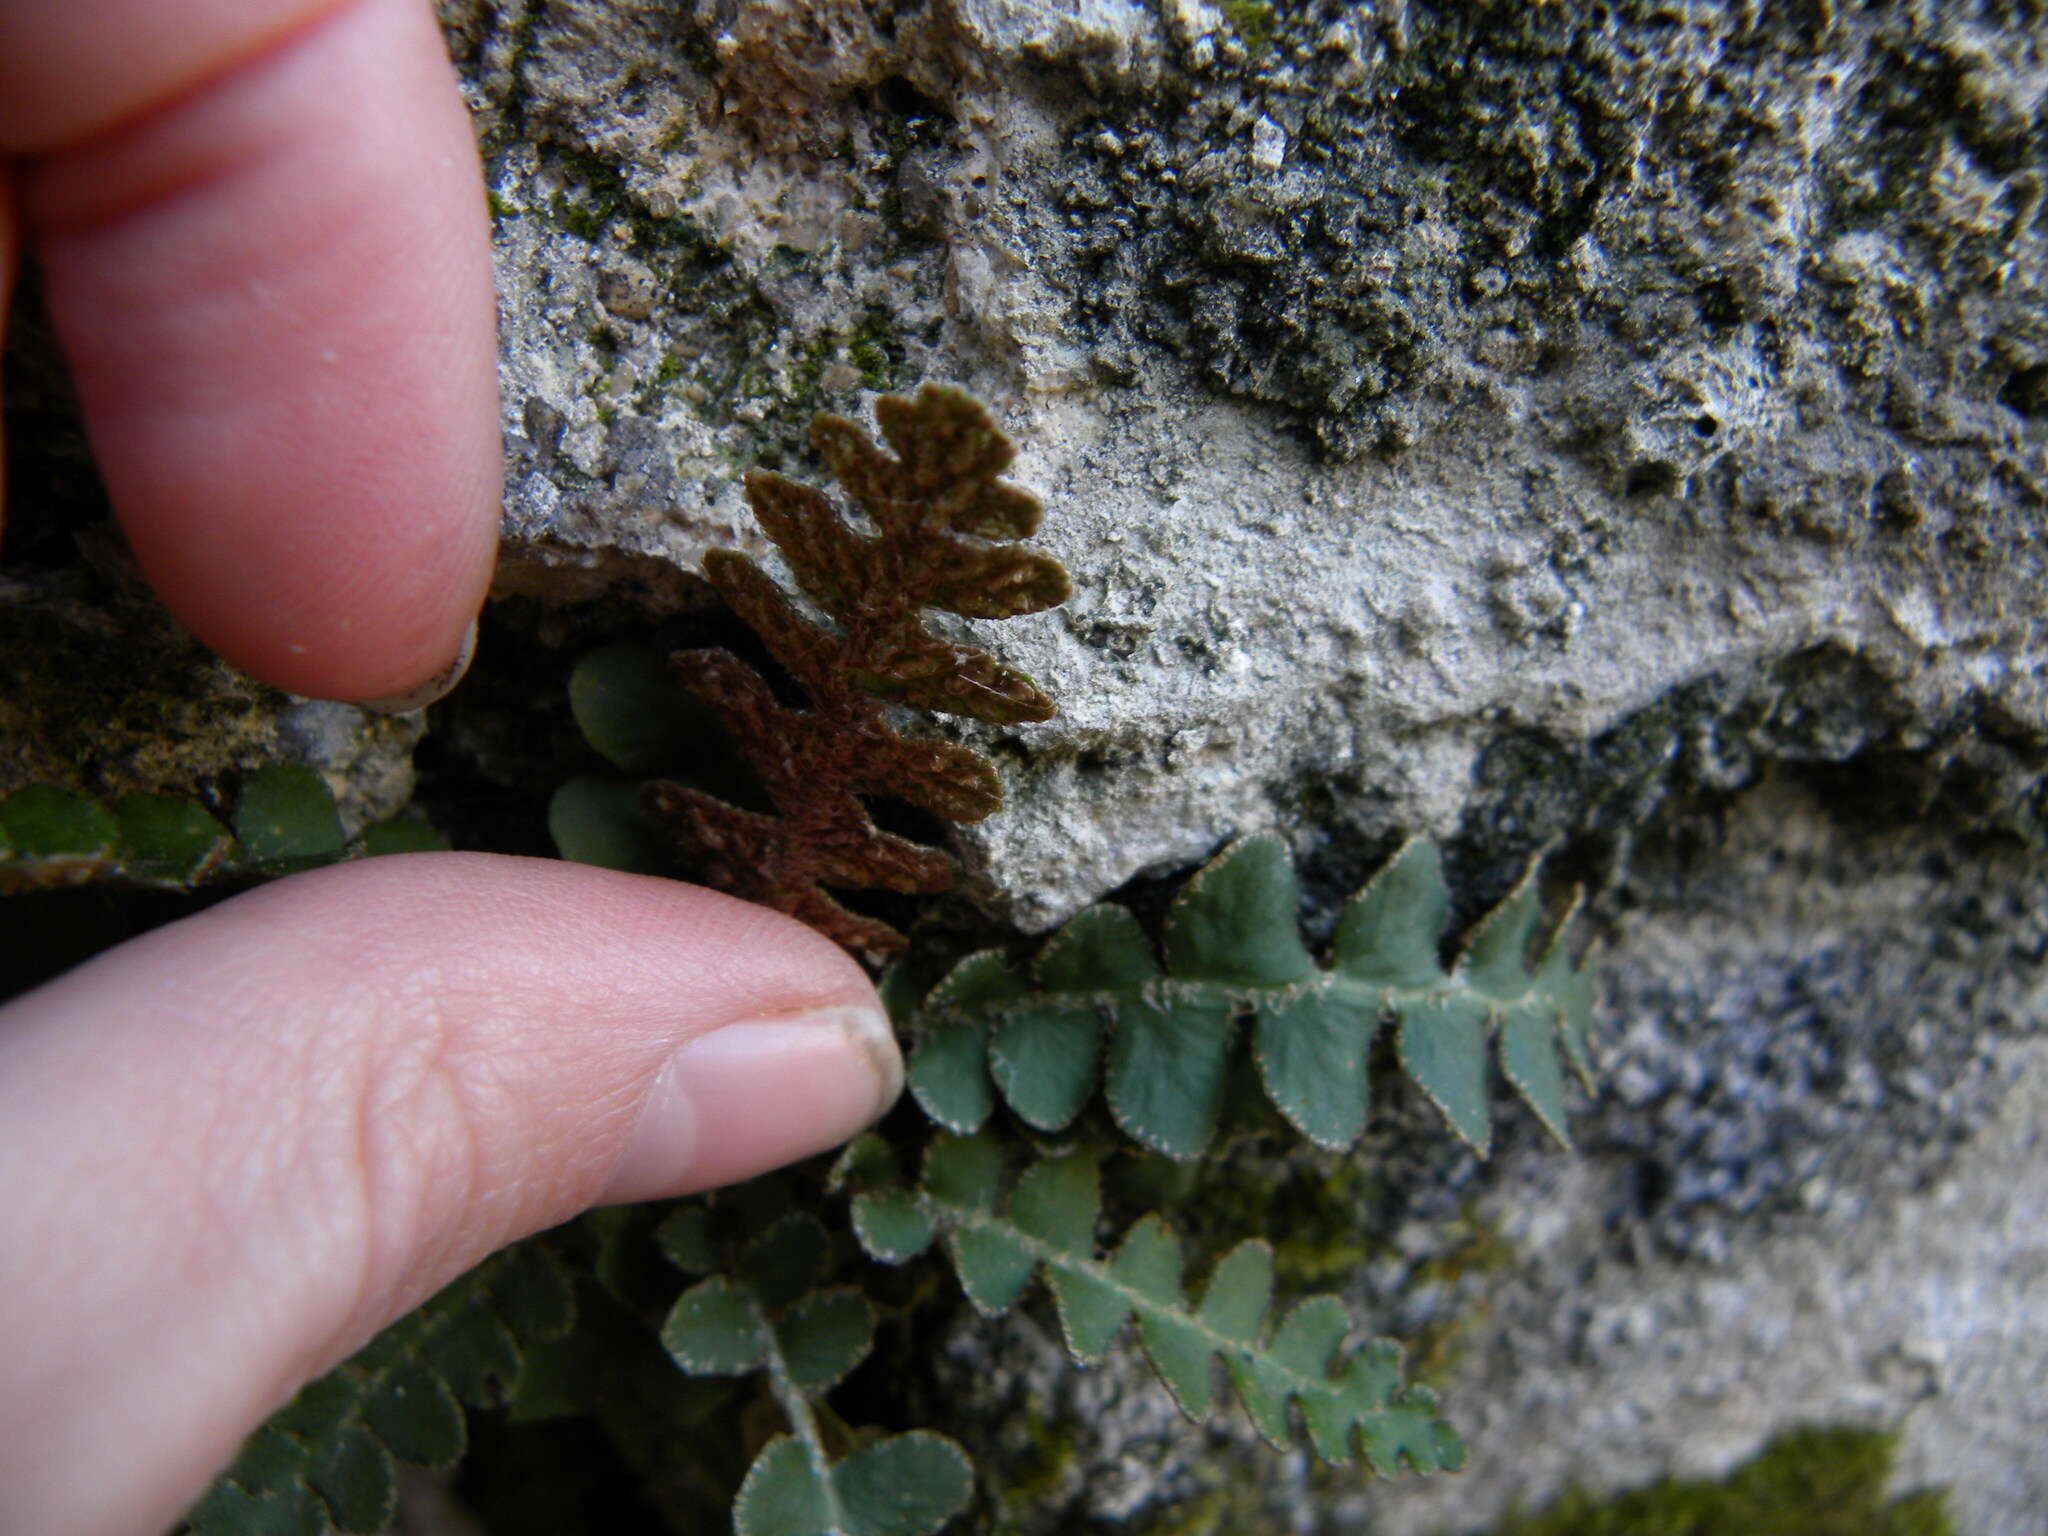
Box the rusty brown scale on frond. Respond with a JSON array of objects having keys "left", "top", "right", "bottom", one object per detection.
[{"left": 642, "top": 385, "right": 1070, "bottom": 962}]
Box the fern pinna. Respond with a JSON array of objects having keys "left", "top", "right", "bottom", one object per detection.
[{"left": 642, "top": 384, "right": 1070, "bottom": 962}]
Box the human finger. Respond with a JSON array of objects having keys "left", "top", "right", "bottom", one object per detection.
[
  {"left": 0, "top": 855, "right": 899, "bottom": 1536},
  {"left": 5, "top": 0, "right": 500, "bottom": 705},
  {"left": 0, "top": 166, "right": 18, "bottom": 531}
]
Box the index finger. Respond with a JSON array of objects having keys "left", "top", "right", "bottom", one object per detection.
[{"left": 2, "top": 0, "right": 500, "bottom": 705}]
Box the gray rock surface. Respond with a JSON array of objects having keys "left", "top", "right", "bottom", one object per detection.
[
  {"left": 439, "top": 1, "right": 2048, "bottom": 1529},
  {"left": 1357, "top": 774, "right": 2048, "bottom": 1536}
]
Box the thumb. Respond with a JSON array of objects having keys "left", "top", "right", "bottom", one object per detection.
[{"left": 0, "top": 855, "right": 899, "bottom": 1536}]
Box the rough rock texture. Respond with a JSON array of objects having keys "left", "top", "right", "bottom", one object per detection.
[
  {"left": 1347, "top": 775, "right": 2048, "bottom": 1536},
  {"left": 452, "top": 0, "right": 2047, "bottom": 925},
  {"left": 435, "top": 0, "right": 2048, "bottom": 1530}
]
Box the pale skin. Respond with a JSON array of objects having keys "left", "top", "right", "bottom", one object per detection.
[{"left": 0, "top": 3, "right": 903, "bottom": 1532}]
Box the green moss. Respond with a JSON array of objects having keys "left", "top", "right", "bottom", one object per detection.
[
  {"left": 540, "top": 144, "right": 720, "bottom": 261},
  {"left": 783, "top": 331, "right": 832, "bottom": 406},
  {"left": 980, "top": 1406, "right": 1083, "bottom": 1536},
  {"left": 1218, "top": 0, "right": 1277, "bottom": 56},
  {"left": 1403, "top": 1205, "right": 1513, "bottom": 1389},
  {"left": 544, "top": 146, "right": 631, "bottom": 241},
  {"left": 550, "top": 191, "right": 608, "bottom": 242},
  {"left": 846, "top": 307, "right": 907, "bottom": 390},
  {"left": 1107, "top": 1140, "right": 1385, "bottom": 1296},
  {"left": 1488, "top": 1424, "right": 1952, "bottom": 1536},
  {"left": 670, "top": 16, "right": 721, "bottom": 79}
]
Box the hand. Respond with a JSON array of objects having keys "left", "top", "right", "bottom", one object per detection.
[{"left": 0, "top": 5, "right": 903, "bottom": 1534}]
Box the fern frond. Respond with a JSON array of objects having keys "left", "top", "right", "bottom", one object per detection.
[
  {"left": 184, "top": 1243, "right": 574, "bottom": 1536},
  {"left": 641, "top": 385, "right": 1069, "bottom": 962},
  {"left": 851, "top": 1133, "right": 1465, "bottom": 1477},
  {"left": 907, "top": 835, "right": 1598, "bottom": 1159},
  {"left": 1, "top": 767, "right": 439, "bottom": 896},
  {"left": 659, "top": 1210, "right": 974, "bottom": 1536}
]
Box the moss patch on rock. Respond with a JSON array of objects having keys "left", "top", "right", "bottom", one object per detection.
[{"left": 1486, "top": 1423, "right": 1951, "bottom": 1536}]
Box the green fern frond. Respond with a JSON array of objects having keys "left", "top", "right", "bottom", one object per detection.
[
  {"left": 659, "top": 1211, "right": 974, "bottom": 1536},
  {"left": 184, "top": 1242, "right": 574, "bottom": 1536},
  {"left": 1, "top": 766, "right": 442, "bottom": 896},
  {"left": 852, "top": 1133, "right": 1465, "bottom": 1477},
  {"left": 906, "top": 835, "right": 1598, "bottom": 1159}
]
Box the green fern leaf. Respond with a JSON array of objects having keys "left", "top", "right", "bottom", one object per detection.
[
  {"left": 1456, "top": 863, "right": 1544, "bottom": 996},
  {"left": 1164, "top": 830, "right": 1317, "bottom": 985},
  {"left": 359, "top": 1362, "right": 465, "bottom": 1470},
  {"left": 1104, "top": 991, "right": 1237, "bottom": 1158},
  {"left": 853, "top": 1133, "right": 1464, "bottom": 1478},
  {"left": 664, "top": 1274, "right": 771, "bottom": 1372},
  {"left": 850, "top": 1187, "right": 936, "bottom": 1262},
  {"left": 234, "top": 763, "right": 347, "bottom": 868},
  {"left": 549, "top": 773, "right": 664, "bottom": 873},
  {"left": 659, "top": 1211, "right": 971, "bottom": 1536},
  {"left": 988, "top": 902, "right": 1150, "bottom": 1130},
  {"left": 569, "top": 639, "right": 711, "bottom": 776},
  {"left": 0, "top": 782, "right": 118, "bottom": 860},
  {"left": 187, "top": 1242, "right": 575, "bottom": 1535},
  {"left": 907, "top": 952, "right": 1026, "bottom": 1133},
  {"left": 735, "top": 1432, "right": 974, "bottom": 1536},
  {"left": 185, "top": 1479, "right": 331, "bottom": 1536},
  {"left": 113, "top": 792, "right": 236, "bottom": 881},
  {"left": 1535, "top": 901, "right": 1600, "bottom": 1091},
  {"left": 777, "top": 1289, "right": 876, "bottom": 1394},
  {"left": 3, "top": 772, "right": 440, "bottom": 897},
  {"left": 1253, "top": 988, "right": 1373, "bottom": 1150},
  {"left": 1396, "top": 994, "right": 1494, "bottom": 1156},
  {"left": 905, "top": 835, "right": 1598, "bottom": 1158},
  {"left": 0, "top": 784, "right": 121, "bottom": 889},
  {"left": 1330, "top": 837, "right": 1452, "bottom": 988},
  {"left": 737, "top": 1209, "right": 832, "bottom": 1307}
]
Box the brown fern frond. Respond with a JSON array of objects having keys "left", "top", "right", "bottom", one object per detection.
[
  {"left": 643, "top": 386, "right": 1068, "bottom": 961},
  {"left": 729, "top": 384, "right": 1070, "bottom": 725}
]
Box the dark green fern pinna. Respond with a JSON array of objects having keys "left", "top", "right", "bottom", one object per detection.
[{"left": 187, "top": 387, "right": 1599, "bottom": 1536}]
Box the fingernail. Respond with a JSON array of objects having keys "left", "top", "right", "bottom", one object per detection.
[
  {"left": 359, "top": 617, "right": 479, "bottom": 715},
  {"left": 600, "top": 1004, "right": 902, "bottom": 1205}
]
